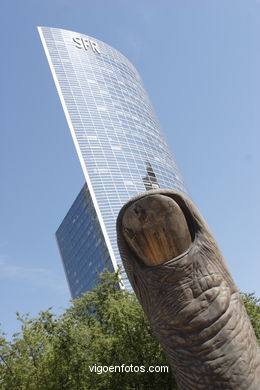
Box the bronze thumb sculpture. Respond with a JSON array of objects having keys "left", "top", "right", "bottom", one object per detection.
[{"left": 117, "top": 189, "right": 260, "bottom": 390}]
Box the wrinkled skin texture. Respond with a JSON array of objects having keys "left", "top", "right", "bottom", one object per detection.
[{"left": 117, "top": 189, "right": 260, "bottom": 390}]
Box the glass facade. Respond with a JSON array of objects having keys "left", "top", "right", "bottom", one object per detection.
[
  {"left": 38, "top": 27, "right": 187, "bottom": 295},
  {"left": 56, "top": 184, "right": 113, "bottom": 298}
]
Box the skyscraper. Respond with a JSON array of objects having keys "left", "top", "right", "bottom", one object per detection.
[{"left": 38, "top": 27, "right": 187, "bottom": 296}]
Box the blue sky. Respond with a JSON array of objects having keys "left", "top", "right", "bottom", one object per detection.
[{"left": 1, "top": 0, "right": 259, "bottom": 337}]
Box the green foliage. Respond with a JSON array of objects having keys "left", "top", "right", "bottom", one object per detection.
[
  {"left": 0, "top": 271, "right": 176, "bottom": 390},
  {"left": 1, "top": 272, "right": 259, "bottom": 390},
  {"left": 241, "top": 292, "right": 260, "bottom": 341}
]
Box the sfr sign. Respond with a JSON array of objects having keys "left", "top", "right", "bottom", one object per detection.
[{"left": 73, "top": 37, "right": 101, "bottom": 54}]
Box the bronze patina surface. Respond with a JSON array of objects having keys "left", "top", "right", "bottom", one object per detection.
[{"left": 117, "top": 189, "right": 260, "bottom": 390}]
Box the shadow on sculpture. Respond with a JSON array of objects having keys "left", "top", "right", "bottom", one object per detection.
[{"left": 117, "top": 189, "right": 260, "bottom": 390}]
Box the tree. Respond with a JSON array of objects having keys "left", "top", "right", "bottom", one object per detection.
[
  {"left": 0, "top": 271, "right": 176, "bottom": 390},
  {"left": 0, "top": 271, "right": 259, "bottom": 390},
  {"left": 240, "top": 291, "right": 260, "bottom": 341}
]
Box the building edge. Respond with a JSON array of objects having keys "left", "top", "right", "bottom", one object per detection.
[{"left": 37, "top": 26, "right": 119, "bottom": 277}]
